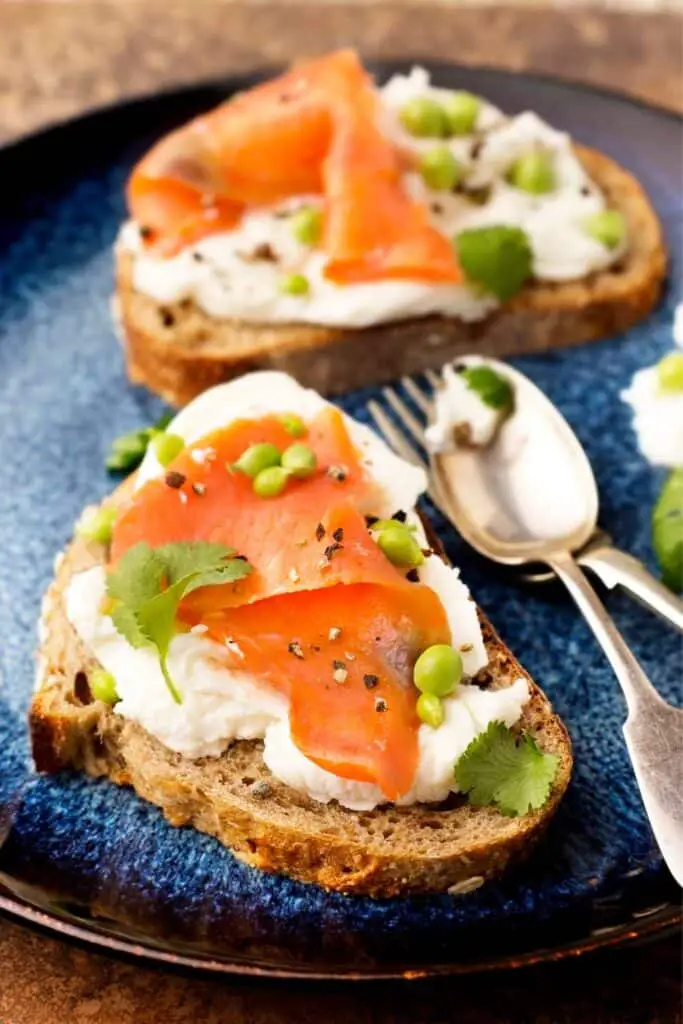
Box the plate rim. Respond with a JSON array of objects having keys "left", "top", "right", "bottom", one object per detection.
[
  {"left": 0, "top": 889, "right": 680, "bottom": 980},
  {"left": 1, "top": 58, "right": 680, "bottom": 978}
]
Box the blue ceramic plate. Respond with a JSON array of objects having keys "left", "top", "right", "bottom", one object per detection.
[{"left": 0, "top": 63, "right": 680, "bottom": 978}]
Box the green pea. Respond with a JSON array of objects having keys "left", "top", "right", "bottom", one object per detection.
[
  {"left": 443, "top": 91, "right": 480, "bottom": 136},
  {"left": 151, "top": 431, "right": 185, "bottom": 467},
  {"left": 375, "top": 524, "right": 425, "bottom": 568},
  {"left": 507, "top": 151, "right": 555, "bottom": 194},
  {"left": 280, "top": 273, "right": 310, "bottom": 296},
  {"left": 657, "top": 352, "right": 683, "bottom": 393},
  {"left": 233, "top": 442, "right": 282, "bottom": 479},
  {"left": 281, "top": 443, "right": 318, "bottom": 479},
  {"left": 253, "top": 465, "right": 291, "bottom": 498},
  {"left": 416, "top": 692, "right": 445, "bottom": 729},
  {"left": 419, "top": 146, "right": 462, "bottom": 191},
  {"left": 414, "top": 644, "right": 463, "bottom": 697},
  {"left": 583, "top": 210, "right": 626, "bottom": 250},
  {"left": 369, "top": 518, "right": 418, "bottom": 534},
  {"left": 90, "top": 668, "right": 119, "bottom": 705},
  {"left": 399, "top": 97, "right": 448, "bottom": 138},
  {"left": 76, "top": 506, "right": 117, "bottom": 545},
  {"left": 277, "top": 413, "right": 307, "bottom": 438},
  {"left": 291, "top": 206, "right": 322, "bottom": 246}
]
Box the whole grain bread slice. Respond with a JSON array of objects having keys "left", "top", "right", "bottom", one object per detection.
[
  {"left": 30, "top": 489, "right": 572, "bottom": 897},
  {"left": 116, "top": 144, "right": 665, "bottom": 406}
]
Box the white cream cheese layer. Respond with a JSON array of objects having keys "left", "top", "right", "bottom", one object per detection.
[
  {"left": 118, "top": 67, "right": 623, "bottom": 329},
  {"left": 621, "top": 364, "right": 683, "bottom": 468},
  {"left": 66, "top": 372, "right": 529, "bottom": 809},
  {"left": 425, "top": 356, "right": 507, "bottom": 451}
]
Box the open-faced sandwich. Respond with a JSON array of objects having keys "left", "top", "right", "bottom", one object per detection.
[
  {"left": 114, "top": 51, "right": 665, "bottom": 405},
  {"left": 31, "top": 372, "right": 571, "bottom": 896}
]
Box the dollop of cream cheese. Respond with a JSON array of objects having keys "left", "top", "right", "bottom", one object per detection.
[
  {"left": 65, "top": 372, "right": 529, "bottom": 809},
  {"left": 118, "top": 66, "right": 623, "bottom": 329},
  {"left": 621, "top": 362, "right": 683, "bottom": 468},
  {"left": 425, "top": 356, "right": 508, "bottom": 451}
]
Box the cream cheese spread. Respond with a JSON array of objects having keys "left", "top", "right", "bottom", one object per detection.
[
  {"left": 621, "top": 363, "right": 683, "bottom": 468},
  {"left": 118, "top": 67, "right": 624, "bottom": 330},
  {"left": 425, "top": 356, "right": 508, "bottom": 451},
  {"left": 65, "top": 373, "right": 530, "bottom": 809}
]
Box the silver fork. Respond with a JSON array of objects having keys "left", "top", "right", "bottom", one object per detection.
[{"left": 367, "top": 374, "right": 683, "bottom": 633}]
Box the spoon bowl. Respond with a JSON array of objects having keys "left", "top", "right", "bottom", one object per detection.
[{"left": 431, "top": 358, "right": 598, "bottom": 565}]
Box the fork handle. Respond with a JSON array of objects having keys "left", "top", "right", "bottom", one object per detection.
[
  {"left": 580, "top": 544, "right": 683, "bottom": 633},
  {"left": 548, "top": 549, "right": 665, "bottom": 714},
  {"left": 547, "top": 549, "right": 683, "bottom": 886}
]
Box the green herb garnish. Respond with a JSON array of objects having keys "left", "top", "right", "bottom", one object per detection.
[
  {"left": 460, "top": 364, "right": 514, "bottom": 411},
  {"left": 106, "top": 541, "right": 253, "bottom": 703},
  {"left": 455, "top": 225, "right": 533, "bottom": 302},
  {"left": 106, "top": 412, "right": 174, "bottom": 473},
  {"left": 454, "top": 721, "right": 559, "bottom": 817},
  {"left": 652, "top": 468, "right": 683, "bottom": 593}
]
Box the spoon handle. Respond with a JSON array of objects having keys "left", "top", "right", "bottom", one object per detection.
[
  {"left": 579, "top": 543, "right": 683, "bottom": 633},
  {"left": 548, "top": 549, "right": 683, "bottom": 886}
]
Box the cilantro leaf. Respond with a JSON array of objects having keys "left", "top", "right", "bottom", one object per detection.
[
  {"left": 106, "top": 544, "right": 167, "bottom": 609},
  {"left": 455, "top": 226, "right": 533, "bottom": 302},
  {"left": 110, "top": 604, "right": 151, "bottom": 650},
  {"left": 106, "top": 541, "right": 252, "bottom": 703},
  {"left": 182, "top": 561, "right": 253, "bottom": 594},
  {"left": 159, "top": 541, "right": 238, "bottom": 584},
  {"left": 454, "top": 721, "right": 559, "bottom": 817},
  {"left": 460, "top": 365, "right": 514, "bottom": 412},
  {"left": 652, "top": 468, "right": 683, "bottom": 593},
  {"left": 105, "top": 411, "right": 174, "bottom": 474},
  {"left": 136, "top": 578, "right": 191, "bottom": 704}
]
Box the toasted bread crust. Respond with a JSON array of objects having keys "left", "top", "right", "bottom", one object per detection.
[
  {"left": 115, "top": 145, "right": 665, "bottom": 405},
  {"left": 30, "top": 493, "right": 572, "bottom": 897}
]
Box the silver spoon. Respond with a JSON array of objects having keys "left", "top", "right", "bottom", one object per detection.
[
  {"left": 521, "top": 527, "right": 683, "bottom": 631},
  {"left": 430, "top": 357, "right": 683, "bottom": 886}
]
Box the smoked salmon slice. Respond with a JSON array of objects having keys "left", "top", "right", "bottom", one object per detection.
[
  {"left": 322, "top": 111, "right": 462, "bottom": 284},
  {"left": 110, "top": 408, "right": 451, "bottom": 799},
  {"left": 127, "top": 49, "right": 462, "bottom": 282},
  {"left": 128, "top": 51, "right": 366, "bottom": 254},
  {"left": 111, "top": 407, "right": 382, "bottom": 608}
]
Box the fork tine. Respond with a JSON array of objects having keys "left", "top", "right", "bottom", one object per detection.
[
  {"left": 401, "top": 376, "right": 433, "bottom": 417},
  {"left": 367, "top": 400, "right": 425, "bottom": 468},
  {"left": 367, "top": 399, "right": 450, "bottom": 518},
  {"left": 381, "top": 386, "right": 428, "bottom": 448}
]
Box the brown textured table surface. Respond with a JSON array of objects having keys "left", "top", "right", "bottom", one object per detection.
[{"left": 1, "top": 3, "right": 681, "bottom": 1022}]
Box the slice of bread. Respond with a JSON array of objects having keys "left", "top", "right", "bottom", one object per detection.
[
  {"left": 30, "top": 490, "right": 572, "bottom": 898},
  {"left": 116, "top": 144, "right": 665, "bottom": 406}
]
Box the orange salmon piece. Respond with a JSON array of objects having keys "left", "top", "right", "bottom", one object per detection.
[
  {"left": 127, "top": 49, "right": 462, "bottom": 283},
  {"left": 322, "top": 112, "right": 461, "bottom": 284},
  {"left": 128, "top": 51, "right": 368, "bottom": 254},
  {"left": 111, "top": 407, "right": 381, "bottom": 610},
  {"left": 181, "top": 505, "right": 450, "bottom": 799},
  {"left": 109, "top": 407, "right": 452, "bottom": 799}
]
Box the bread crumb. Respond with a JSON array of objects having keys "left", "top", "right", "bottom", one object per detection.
[
  {"left": 250, "top": 780, "right": 273, "bottom": 799},
  {"left": 447, "top": 876, "right": 485, "bottom": 896}
]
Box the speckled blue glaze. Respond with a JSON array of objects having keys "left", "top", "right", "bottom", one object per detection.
[{"left": 0, "top": 66, "right": 681, "bottom": 971}]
